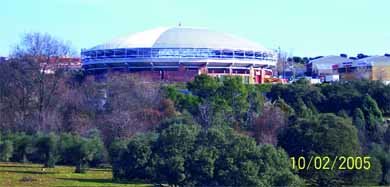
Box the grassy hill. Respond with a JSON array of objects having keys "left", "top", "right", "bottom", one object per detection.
[{"left": 0, "top": 162, "right": 150, "bottom": 187}]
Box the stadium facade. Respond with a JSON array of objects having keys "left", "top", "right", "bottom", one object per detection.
[{"left": 81, "top": 27, "right": 277, "bottom": 84}]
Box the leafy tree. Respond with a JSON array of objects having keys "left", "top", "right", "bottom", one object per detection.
[
  {"left": 353, "top": 108, "right": 365, "bottom": 129},
  {"left": 274, "top": 98, "right": 295, "bottom": 117},
  {"left": 72, "top": 138, "right": 96, "bottom": 173},
  {"left": 111, "top": 125, "right": 303, "bottom": 186},
  {"left": 369, "top": 144, "right": 390, "bottom": 185},
  {"left": 361, "top": 95, "right": 383, "bottom": 126},
  {"left": 0, "top": 140, "right": 14, "bottom": 162},
  {"left": 109, "top": 139, "right": 129, "bottom": 180},
  {"left": 187, "top": 74, "right": 219, "bottom": 99},
  {"left": 86, "top": 129, "right": 108, "bottom": 168},
  {"left": 278, "top": 113, "right": 360, "bottom": 186},
  {"left": 124, "top": 134, "right": 156, "bottom": 180},
  {"left": 58, "top": 134, "right": 101, "bottom": 173},
  {"left": 35, "top": 133, "right": 59, "bottom": 168},
  {"left": 153, "top": 124, "right": 200, "bottom": 185},
  {"left": 345, "top": 157, "right": 383, "bottom": 186},
  {"left": 11, "top": 133, "right": 34, "bottom": 163},
  {"left": 217, "top": 76, "right": 249, "bottom": 123}
]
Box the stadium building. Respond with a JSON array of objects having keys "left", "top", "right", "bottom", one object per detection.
[{"left": 81, "top": 27, "right": 277, "bottom": 84}]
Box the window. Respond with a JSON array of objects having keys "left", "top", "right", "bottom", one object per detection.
[
  {"left": 245, "top": 51, "right": 254, "bottom": 58},
  {"left": 255, "top": 52, "right": 263, "bottom": 59},
  {"left": 127, "top": 49, "right": 138, "bottom": 57},
  {"left": 138, "top": 48, "right": 151, "bottom": 57},
  {"left": 114, "top": 49, "right": 125, "bottom": 57},
  {"left": 210, "top": 50, "right": 222, "bottom": 58},
  {"left": 222, "top": 50, "right": 233, "bottom": 58},
  {"left": 234, "top": 50, "right": 245, "bottom": 59}
]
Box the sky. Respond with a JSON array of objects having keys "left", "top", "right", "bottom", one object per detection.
[{"left": 1, "top": 0, "right": 389, "bottom": 57}]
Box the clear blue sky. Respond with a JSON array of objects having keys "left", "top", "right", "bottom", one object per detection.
[{"left": 1, "top": 0, "right": 389, "bottom": 57}]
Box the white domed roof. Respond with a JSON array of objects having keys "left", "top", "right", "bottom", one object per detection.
[{"left": 90, "top": 27, "right": 270, "bottom": 52}]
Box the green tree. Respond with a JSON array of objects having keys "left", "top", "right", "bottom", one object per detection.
[
  {"left": 109, "top": 139, "right": 129, "bottom": 180},
  {"left": 346, "top": 157, "right": 383, "bottom": 186},
  {"left": 361, "top": 95, "right": 383, "bottom": 127},
  {"left": 11, "top": 133, "right": 34, "bottom": 163},
  {"left": 0, "top": 140, "right": 14, "bottom": 162},
  {"left": 369, "top": 144, "right": 390, "bottom": 185},
  {"left": 278, "top": 113, "right": 360, "bottom": 186},
  {"left": 353, "top": 108, "right": 365, "bottom": 129},
  {"left": 187, "top": 74, "right": 219, "bottom": 99},
  {"left": 217, "top": 76, "right": 249, "bottom": 125},
  {"left": 35, "top": 133, "right": 59, "bottom": 168},
  {"left": 153, "top": 124, "right": 200, "bottom": 185},
  {"left": 111, "top": 125, "right": 303, "bottom": 186},
  {"left": 274, "top": 98, "right": 295, "bottom": 117},
  {"left": 87, "top": 130, "right": 108, "bottom": 168},
  {"left": 124, "top": 134, "right": 156, "bottom": 180},
  {"left": 59, "top": 134, "right": 100, "bottom": 173},
  {"left": 110, "top": 124, "right": 303, "bottom": 186}
]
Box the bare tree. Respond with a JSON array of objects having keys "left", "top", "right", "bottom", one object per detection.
[
  {"left": 96, "top": 73, "right": 165, "bottom": 141},
  {"left": 11, "top": 32, "right": 75, "bottom": 59},
  {"left": 276, "top": 48, "right": 291, "bottom": 78},
  {"left": 10, "top": 32, "right": 76, "bottom": 131},
  {"left": 0, "top": 59, "right": 41, "bottom": 132},
  {"left": 253, "top": 103, "right": 288, "bottom": 145}
]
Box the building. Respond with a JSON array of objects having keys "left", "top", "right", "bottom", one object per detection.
[
  {"left": 81, "top": 27, "right": 277, "bottom": 84},
  {"left": 338, "top": 55, "right": 390, "bottom": 83},
  {"left": 307, "top": 55, "right": 353, "bottom": 77},
  {"left": 38, "top": 57, "right": 81, "bottom": 74}
]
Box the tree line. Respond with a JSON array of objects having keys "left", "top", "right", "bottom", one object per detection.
[
  {"left": 0, "top": 32, "right": 389, "bottom": 186},
  {"left": 0, "top": 131, "right": 106, "bottom": 173}
]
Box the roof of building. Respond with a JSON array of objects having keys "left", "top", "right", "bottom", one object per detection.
[
  {"left": 89, "top": 27, "right": 271, "bottom": 52},
  {"left": 310, "top": 55, "right": 353, "bottom": 70},
  {"left": 352, "top": 56, "right": 390, "bottom": 67}
]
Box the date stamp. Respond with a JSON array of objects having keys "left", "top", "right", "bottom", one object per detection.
[{"left": 290, "top": 156, "right": 371, "bottom": 170}]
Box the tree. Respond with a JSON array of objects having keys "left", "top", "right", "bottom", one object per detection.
[
  {"left": 109, "top": 139, "right": 129, "bottom": 180},
  {"left": 244, "top": 85, "right": 265, "bottom": 128},
  {"left": 0, "top": 140, "right": 14, "bottom": 162},
  {"left": 0, "top": 60, "right": 40, "bottom": 132},
  {"left": 87, "top": 130, "right": 108, "bottom": 168},
  {"left": 153, "top": 124, "right": 200, "bottom": 185},
  {"left": 360, "top": 95, "right": 385, "bottom": 143},
  {"left": 12, "top": 32, "right": 75, "bottom": 129},
  {"left": 187, "top": 74, "right": 219, "bottom": 99},
  {"left": 278, "top": 113, "right": 360, "bottom": 186},
  {"left": 71, "top": 137, "right": 99, "bottom": 173},
  {"left": 99, "top": 74, "right": 164, "bottom": 141},
  {"left": 353, "top": 108, "right": 365, "bottom": 129},
  {"left": 11, "top": 32, "right": 74, "bottom": 59},
  {"left": 11, "top": 133, "right": 34, "bottom": 163},
  {"left": 58, "top": 134, "right": 101, "bottom": 173},
  {"left": 217, "top": 76, "right": 249, "bottom": 127},
  {"left": 346, "top": 157, "right": 383, "bottom": 185},
  {"left": 254, "top": 103, "right": 287, "bottom": 145},
  {"left": 35, "top": 133, "right": 59, "bottom": 168},
  {"left": 361, "top": 95, "right": 383, "bottom": 128},
  {"left": 111, "top": 125, "right": 303, "bottom": 186},
  {"left": 368, "top": 144, "right": 390, "bottom": 185}
]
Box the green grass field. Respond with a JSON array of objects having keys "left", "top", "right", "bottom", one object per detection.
[{"left": 0, "top": 162, "right": 150, "bottom": 187}]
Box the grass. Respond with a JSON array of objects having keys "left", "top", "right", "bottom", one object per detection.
[{"left": 0, "top": 162, "right": 150, "bottom": 187}]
